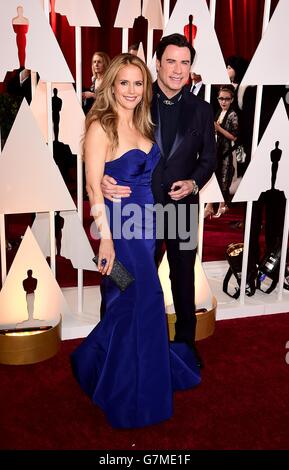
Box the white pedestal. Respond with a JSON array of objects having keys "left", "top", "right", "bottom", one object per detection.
[{"left": 60, "top": 261, "right": 289, "bottom": 340}]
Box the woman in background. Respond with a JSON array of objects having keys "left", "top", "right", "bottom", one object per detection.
[
  {"left": 226, "top": 55, "right": 255, "bottom": 173},
  {"left": 82, "top": 51, "right": 110, "bottom": 114},
  {"left": 205, "top": 85, "right": 238, "bottom": 218}
]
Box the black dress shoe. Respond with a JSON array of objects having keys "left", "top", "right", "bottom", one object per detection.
[
  {"left": 172, "top": 338, "right": 204, "bottom": 369},
  {"left": 188, "top": 343, "right": 204, "bottom": 369}
]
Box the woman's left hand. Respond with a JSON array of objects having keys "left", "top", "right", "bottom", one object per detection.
[{"left": 98, "top": 239, "right": 115, "bottom": 276}]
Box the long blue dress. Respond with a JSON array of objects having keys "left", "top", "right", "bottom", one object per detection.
[{"left": 71, "top": 143, "right": 201, "bottom": 429}]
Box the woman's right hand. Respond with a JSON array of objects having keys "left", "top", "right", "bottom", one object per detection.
[
  {"left": 101, "top": 175, "right": 131, "bottom": 201},
  {"left": 98, "top": 239, "right": 115, "bottom": 276}
]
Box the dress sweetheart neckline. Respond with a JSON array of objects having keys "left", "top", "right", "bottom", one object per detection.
[{"left": 105, "top": 143, "right": 156, "bottom": 165}]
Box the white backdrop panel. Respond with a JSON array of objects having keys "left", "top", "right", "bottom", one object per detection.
[
  {"left": 0, "top": 0, "right": 73, "bottom": 83},
  {"left": 54, "top": 0, "right": 100, "bottom": 27},
  {"left": 241, "top": 0, "right": 289, "bottom": 86},
  {"left": 233, "top": 100, "right": 289, "bottom": 202},
  {"left": 137, "top": 43, "right": 146, "bottom": 62},
  {"left": 0, "top": 227, "right": 71, "bottom": 326},
  {"left": 143, "top": 0, "right": 163, "bottom": 30},
  {"left": 31, "top": 81, "right": 85, "bottom": 155},
  {"left": 115, "top": 0, "right": 163, "bottom": 29},
  {"left": 32, "top": 211, "right": 98, "bottom": 271},
  {"left": 200, "top": 174, "right": 224, "bottom": 204},
  {"left": 0, "top": 100, "right": 76, "bottom": 214}
]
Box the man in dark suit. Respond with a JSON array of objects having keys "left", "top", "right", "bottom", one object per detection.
[
  {"left": 190, "top": 72, "right": 205, "bottom": 100},
  {"left": 101, "top": 34, "right": 216, "bottom": 366},
  {"left": 7, "top": 67, "right": 32, "bottom": 104}
]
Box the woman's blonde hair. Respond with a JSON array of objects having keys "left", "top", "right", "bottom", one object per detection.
[
  {"left": 85, "top": 53, "right": 154, "bottom": 154},
  {"left": 91, "top": 51, "right": 111, "bottom": 76}
]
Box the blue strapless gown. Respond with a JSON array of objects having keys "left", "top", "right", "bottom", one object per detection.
[{"left": 71, "top": 144, "right": 201, "bottom": 428}]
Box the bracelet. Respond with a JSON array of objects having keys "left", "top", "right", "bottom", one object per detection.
[{"left": 191, "top": 179, "right": 199, "bottom": 195}]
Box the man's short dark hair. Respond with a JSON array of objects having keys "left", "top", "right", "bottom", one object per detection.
[
  {"left": 156, "top": 33, "right": 196, "bottom": 64},
  {"left": 128, "top": 43, "right": 139, "bottom": 53}
]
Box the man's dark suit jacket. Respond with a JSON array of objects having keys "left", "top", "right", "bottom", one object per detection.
[
  {"left": 151, "top": 82, "right": 216, "bottom": 206},
  {"left": 191, "top": 83, "right": 205, "bottom": 100},
  {"left": 7, "top": 70, "right": 32, "bottom": 104}
]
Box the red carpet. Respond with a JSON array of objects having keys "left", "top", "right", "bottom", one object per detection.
[
  {"left": 203, "top": 203, "right": 245, "bottom": 261},
  {"left": 202, "top": 202, "right": 264, "bottom": 262},
  {"left": 1, "top": 312, "right": 289, "bottom": 450}
]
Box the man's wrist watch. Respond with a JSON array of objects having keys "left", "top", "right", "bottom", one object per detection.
[{"left": 191, "top": 179, "right": 199, "bottom": 195}]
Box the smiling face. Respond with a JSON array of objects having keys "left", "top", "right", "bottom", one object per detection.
[
  {"left": 112, "top": 64, "right": 144, "bottom": 112},
  {"left": 156, "top": 44, "right": 191, "bottom": 98}
]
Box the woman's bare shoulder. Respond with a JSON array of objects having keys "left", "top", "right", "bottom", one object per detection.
[
  {"left": 86, "top": 120, "right": 109, "bottom": 145},
  {"left": 84, "top": 121, "right": 111, "bottom": 164}
]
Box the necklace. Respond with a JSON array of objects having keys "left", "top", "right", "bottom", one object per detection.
[{"left": 157, "top": 93, "right": 182, "bottom": 106}]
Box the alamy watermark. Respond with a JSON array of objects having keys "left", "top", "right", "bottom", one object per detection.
[{"left": 90, "top": 202, "right": 198, "bottom": 250}]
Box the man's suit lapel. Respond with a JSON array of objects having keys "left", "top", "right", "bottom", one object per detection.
[
  {"left": 151, "top": 91, "right": 165, "bottom": 157},
  {"left": 166, "top": 90, "right": 193, "bottom": 161},
  {"left": 152, "top": 84, "right": 196, "bottom": 162}
]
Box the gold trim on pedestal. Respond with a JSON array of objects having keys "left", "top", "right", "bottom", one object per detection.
[
  {"left": 0, "top": 317, "right": 62, "bottom": 365},
  {"left": 167, "top": 297, "right": 217, "bottom": 342}
]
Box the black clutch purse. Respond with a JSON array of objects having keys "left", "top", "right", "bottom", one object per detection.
[{"left": 92, "top": 255, "right": 135, "bottom": 292}]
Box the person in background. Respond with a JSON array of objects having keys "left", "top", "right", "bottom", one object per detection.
[
  {"left": 190, "top": 71, "right": 205, "bottom": 99},
  {"left": 82, "top": 51, "right": 110, "bottom": 114},
  {"left": 225, "top": 55, "right": 255, "bottom": 171},
  {"left": 205, "top": 85, "right": 238, "bottom": 219},
  {"left": 226, "top": 56, "right": 248, "bottom": 94},
  {"left": 7, "top": 67, "right": 32, "bottom": 104},
  {"left": 128, "top": 43, "right": 140, "bottom": 55}
]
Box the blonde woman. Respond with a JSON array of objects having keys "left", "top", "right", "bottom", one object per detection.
[
  {"left": 82, "top": 51, "right": 110, "bottom": 114},
  {"left": 71, "top": 53, "right": 200, "bottom": 429}
]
